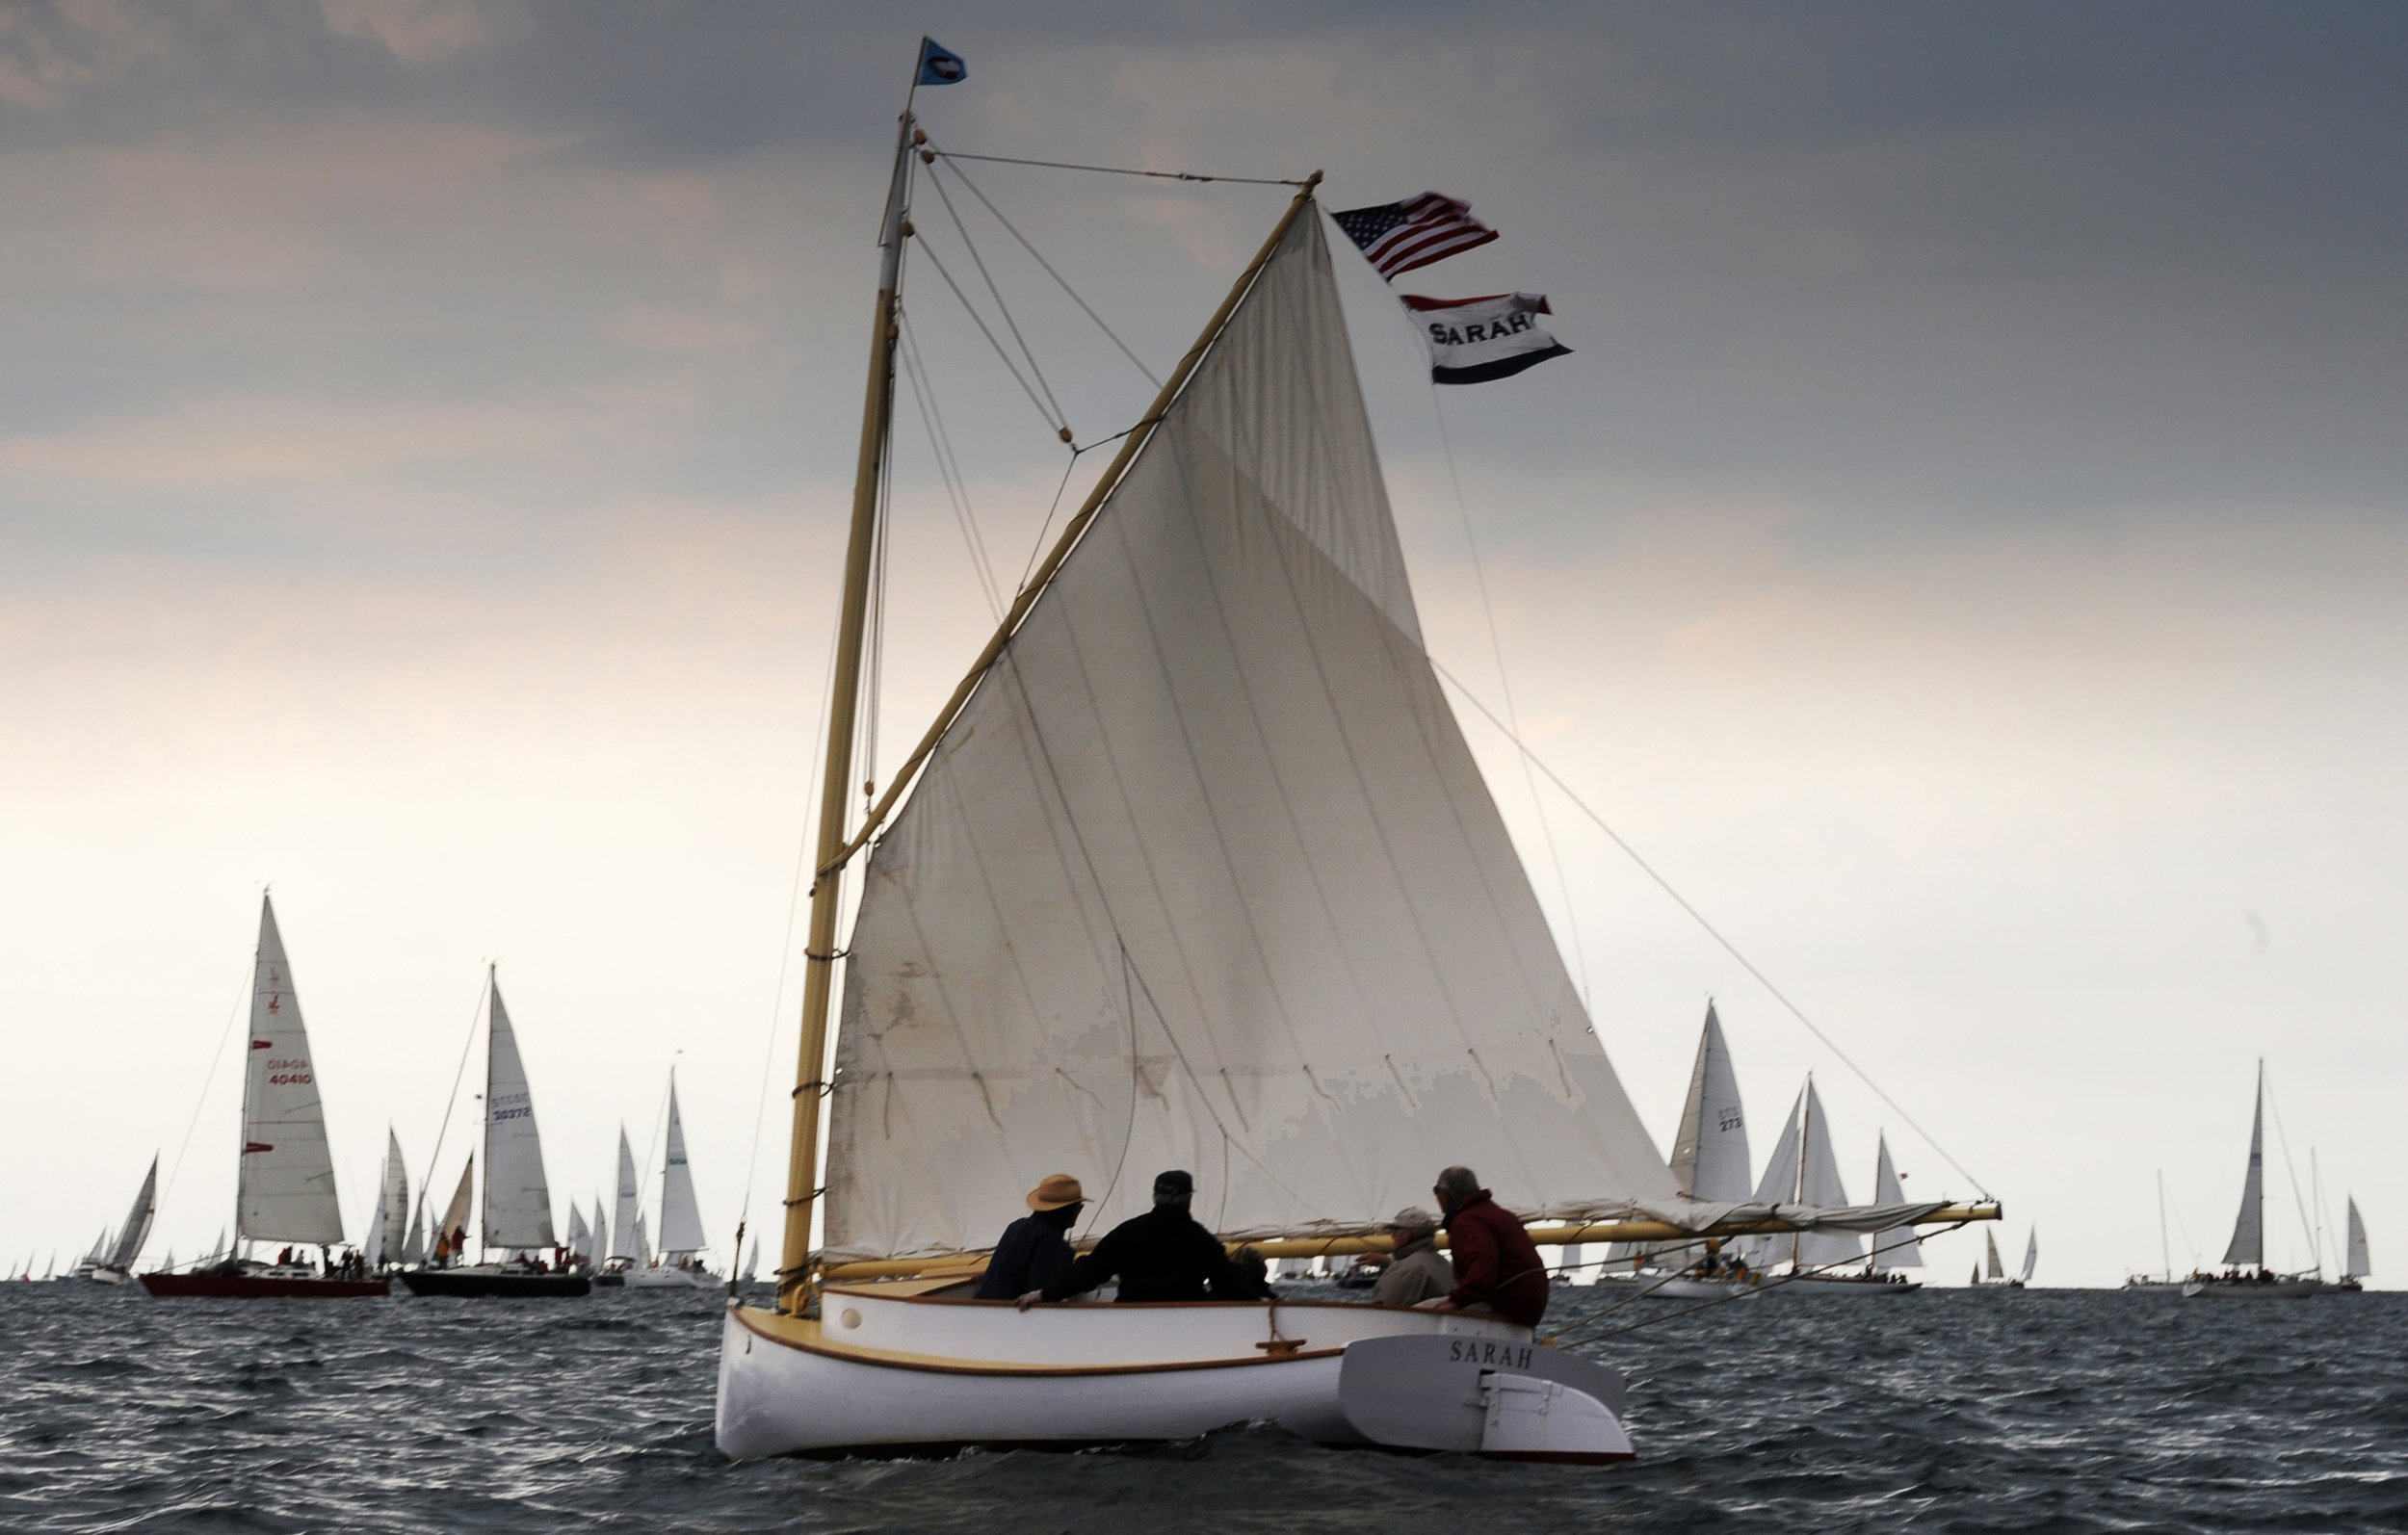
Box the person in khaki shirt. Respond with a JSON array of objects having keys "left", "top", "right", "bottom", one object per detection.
[{"left": 1370, "top": 1208, "right": 1452, "bottom": 1307}]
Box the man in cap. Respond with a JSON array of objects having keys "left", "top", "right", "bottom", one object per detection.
[
  {"left": 976, "top": 1173, "right": 1086, "bottom": 1301},
  {"left": 1369, "top": 1208, "right": 1453, "bottom": 1308},
  {"left": 1019, "top": 1170, "right": 1269, "bottom": 1307},
  {"left": 1417, "top": 1164, "right": 1549, "bottom": 1326}
]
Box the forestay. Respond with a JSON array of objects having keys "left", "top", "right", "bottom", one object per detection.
[
  {"left": 483, "top": 983, "right": 557, "bottom": 1250},
  {"left": 239, "top": 897, "right": 345, "bottom": 1245},
  {"left": 824, "top": 209, "right": 1675, "bottom": 1261}
]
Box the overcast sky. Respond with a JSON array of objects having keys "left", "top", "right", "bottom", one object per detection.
[{"left": 4, "top": 2, "right": 2403, "bottom": 1285}]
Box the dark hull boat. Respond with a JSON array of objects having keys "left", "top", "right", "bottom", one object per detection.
[
  {"left": 144, "top": 1272, "right": 387, "bottom": 1299},
  {"left": 400, "top": 1267, "right": 589, "bottom": 1298}
]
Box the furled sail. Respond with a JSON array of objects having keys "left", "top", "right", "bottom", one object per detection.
[
  {"left": 2345, "top": 1197, "right": 2369, "bottom": 1280},
  {"left": 1670, "top": 1004, "right": 1750, "bottom": 1202},
  {"left": 482, "top": 981, "right": 557, "bottom": 1250},
  {"left": 609, "top": 1129, "right": 645, "bottom": 1262},
  {"left": 2220, "top": 1066, "right": 2264, "bottom": 1268},
  {"left": 1870, "top": 1133, "right": 1922, "bottom": 1269},
  {"left": 238, "top": 897, "right": 345, "bottom": 1244},
  {"left": 824, "top": 207, "right": 1674, "bottom": 1261},
  {"left": 658, "top": 1080, "right": 708, "bottom": 1258},
  {"left": 105, "top": 1156, "right": 157, "bottom": 1270}
]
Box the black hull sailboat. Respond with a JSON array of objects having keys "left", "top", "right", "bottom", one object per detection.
[{"left": 400, "top": 1266, "right": 588, "bottom": 1298}]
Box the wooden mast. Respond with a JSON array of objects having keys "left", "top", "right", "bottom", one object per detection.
[{"left": 776, "top": 104, "right": 917, "bottom": 1314}]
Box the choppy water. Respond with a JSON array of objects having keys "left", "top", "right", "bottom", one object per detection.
[{"left": 4, "top": 1281, "right": 2402, "bottom": 1533}]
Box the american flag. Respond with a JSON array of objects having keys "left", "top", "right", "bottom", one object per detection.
[{"left": 1330, "top": 192, "right": 1498, "bottom": 280}]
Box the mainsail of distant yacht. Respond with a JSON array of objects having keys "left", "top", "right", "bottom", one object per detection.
[
  {"left": 2185, "top": 1062, "right": 2320, "bottom": 1299},
  {"left": 628, "top": 1077, "right": 715, "bottom": 1288},
  {"left": 400, "top": 973, "right": 587, "bottom": 1298},
  {"left": 714, "top": 68, "right": 1990, "bottom": 1459},
  {"left": 364, "top": 1130, "right": 409, "bottom": 1270},
  {"left": 1605, "top": 1003, "right": 1751, "bottom": 1281},
  {"left": 142, "top": 896, "right": 388, "bottom": 1298},
  {"left": 607, "top": 1128, "right": 644, "bottom": 1268},
  {"left": 2344, "top": 1197, "right": 2370, "bottom": 1285},
  {"left": 1870, "top": 1133, "right": 1923, "bottom": 1271},
  {"left": 83, "top": 1156, "right": 158, "bottom": 1283}
]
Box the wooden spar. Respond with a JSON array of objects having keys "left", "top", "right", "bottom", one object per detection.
[
  {"left": 812, "top": 1204, "right": 2003, "bottom": 1283},
  {"left": 776, "top": 109, "right": 918, "bottom": 1315},
  {"left": 816, "top": 169, "right": 1325, "bottom": 879}
]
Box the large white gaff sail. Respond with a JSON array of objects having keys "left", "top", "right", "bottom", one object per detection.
[
  {"left": 105, "top": 1155, "right": 158, "bottom": 1271},
  {"left": 608, "top": 1128, "right": 645, "bottom": 1263},
  {"left": 2220, "top": 1064, "right": 2265, "bottom": 1269},
  {"left": 824, "top": 208, "right": 1675, "bottom": 1262},
  {"left": 1870, "top": 1132, "right": 1923, "bottom": 1269},
  {"left": 657, "top": 1078, "right": 708, "bottom": 1260},
  {"left": 482, "top": 978, "right": 558, "bottom": 1252},
  {"left": 238, "top": 896, "right": 345, "bottom": 1246},
  {"left": 2345, "top": 1197, "right": 2370, "bottom": 1280}
]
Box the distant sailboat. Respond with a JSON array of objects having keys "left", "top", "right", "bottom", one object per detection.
[
  {"left": 2184, "top": 1062, "right": 2320, "bottom": 1298},
  {"left": 1869, "top": 1133, "right": 1924, "bottom": 1274},
  {"left": 1752, "top": 1080, "right": 1913, "bottom": 1295},
  {"left": 363, "top": 1130, "right": 410, "bottom": 1271},
  {"left": 593, "top": 1128, "right": 645, "bottom": 1287},
  {"left": 2021, "top": 1227, "right": 2038, "bottom": 1286},
  {"left": 2329, "top": 1196, "right": 2371, "bottom": 1293},
  {"left": 82, "top": 1155, "right": 158, "bottom": 1285},
  {"left": 629, "top": 1075, "right": 717, "bottom": 1289},
  {"left": 400, "top": 972, "right": 589, "bottom": 1298},
  {"left": 144, "top": 897, "right": 387, "bottom": 1298},
  {"left": 1970, "top": 1228, "right": 2008, "bottom": 1288},
  {"left": 1608, "top": 1005, "right": 1764, "bottom": 1299}
]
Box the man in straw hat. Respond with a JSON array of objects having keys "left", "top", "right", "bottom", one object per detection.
[{"left": 975, "top": 1173, "right": 1086, "bottom": 1300}]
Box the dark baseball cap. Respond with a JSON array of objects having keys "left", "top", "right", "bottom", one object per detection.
[{"left": 1153, "top": 1169, "right": 1194, "bottom": 1201}]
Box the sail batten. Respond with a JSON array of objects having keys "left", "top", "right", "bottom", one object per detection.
[
  {"left": 237, "top": 898, "right": 345, "bottom": 1245},
  {"left": 822, "top": 208, "right": 1671, "bottom": 1262}
]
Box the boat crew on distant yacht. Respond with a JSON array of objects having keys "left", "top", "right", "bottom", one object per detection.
[
  {"left": 975, "top": 1174, "right": 1085, "bottom": 1300},
  {"left": 1369, "top": 1208, "right": 1453, "bottom": 1308},
  {"left": 1020, "top": 1171, "right": 1269, "bottom": 1307},
  {"left": 1422, "top": 1166, "right": 1549, "bottom": 1325}
]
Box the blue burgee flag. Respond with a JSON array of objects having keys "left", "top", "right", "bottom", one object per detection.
[{"left": 917, "top": 39, "right": 967, "bottom": 86}]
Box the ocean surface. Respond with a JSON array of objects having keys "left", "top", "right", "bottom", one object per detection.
[{"left": 4, "top": 1279, "right": 2402, "bottom": 1534}]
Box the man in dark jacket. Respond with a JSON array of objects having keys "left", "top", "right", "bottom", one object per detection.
[
  {"left": 975, "top": 1173, "right": 1086, "bottom": 1300},
  {"left": 1421, "top": 1165, "right": 1549, "bottom": 1326},
  {"left": 1019, "top": 1170, "right": 1269, "bottom": 1306}
]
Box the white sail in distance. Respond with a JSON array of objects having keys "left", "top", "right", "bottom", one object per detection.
[
  {"left": 2220, "top": 1065, "right": 2265, "bottom": 1269},
  {"left": 2345, "top": 1197, "right": 2369, "bottom": 1280},
  {"left": 1741, "top": 1087, "right": 1805, "bottom": 1272},
  {"left": 1670, "top": 1004, "right": 1750, "bottom": 1202},
  {"left": 362, "top": 1155, "right": 388, "bottom": 1269},
  {"left": 609, "top": 1129, "right": 644, "bottom": 1262},
  {"left": 591, "top": 1198, "right": 610, "bottom": 1264},
  {"left": 2020, "top": 1227, "right": 2038, "bottom": 1285},
  {"left": 1870, "top": 1133, "right": 1922, "bottom": 1270},
  {"left": 824, "top": 209, "right": 1675, "bottom": 1260},
  {"left": 1793, "top": 1080, "right": 1863, "bottom": 1267},
  {"left": 105, "top": 1155, "right": 158, "bottom": 1271},
  {"left": 402, "top": 1204, "right": 426, "bottom": 1265},
  {"left": 657, "top": 1078, "right": 707, "bottom": 1258},
  {"left": 436, "top": 1158, "right": 474, "bottom": 1259},
  {"left": 564, "top": 1206, "right": 590, "bottom": 1262},
  {"left": 482, "top": 979, "right": 557, "bottom": 1251},
  {"left": 634, "top": 1210, "right": 652, "bottom": 1265},
  {"left": 1983, "top": 1229, "right": 2004, "bottom": 1280},
  {"left": 238, "top": 897, "right": 345, "bottom": 1245},
  {"left": 373, "top": 1129, "right": 408, "bottom": 1266}
]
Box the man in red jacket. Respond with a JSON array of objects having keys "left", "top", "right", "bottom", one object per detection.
[{"left": 1419, "top": 1165, "right": 1549, "bottom": 1327}]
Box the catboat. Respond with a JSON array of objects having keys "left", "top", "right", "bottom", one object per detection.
[
  {"left": 716, "top": 55, "right": 1990, "bottom": 1461},
  {"left": 142, "top": 897, "right": 390, "bottom": 1300},
  {"left": 398, "top": 971, "right": 589, "bottom": 1299}
]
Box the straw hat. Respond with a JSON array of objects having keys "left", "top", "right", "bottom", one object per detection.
[{"left": 1026, "top": 1173, "right": 1085, "bottom": 1211}]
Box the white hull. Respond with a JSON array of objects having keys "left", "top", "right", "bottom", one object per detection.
[
  {"left": 1593, "top": 1274, "right": 1763, "bottom": 1301},
  {"left": 1776, "top": 1274, "right": 1921, "bottom": 1296},
  {"left": 627, "top": 1265, "right": 717, "bottom": 1290},
  {"left": 716, "top": 1286, "right": 1619, "bottom": 1459}
]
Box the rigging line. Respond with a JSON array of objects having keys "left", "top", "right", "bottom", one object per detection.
[
  {"left": 1017, "top": 447, "right": 1087, "bottom": 596},
  {"left": 2262, "top": 1070, "right": 2319, "bottom": 1272},
  {"left": 406, "top": 970, "right": 490, "bottom": 1250},
  {"left": 929, "top": 147, "right": 1308, "bottom": 188},
  {"left": 925, "top": 169, "right": 1072, "bottom": 435},
  {"left": 1427, "top": 655, "right": 1993, "bottom": 1200},
  {"left": 159, "top": 961, "right": 251, "bottom": 1220},
  {"left": 898, "top": 315, "right": 1005, "bottom": 619},
  {"left": 914, "top": 237, "right": 1064, "bottom": 437},
  {"left": 934, "top": 156, "right": 1163, "bottom": 388},
  {"left": 1427, "top": 387, "right": 1592, "bottom": 1011}
]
